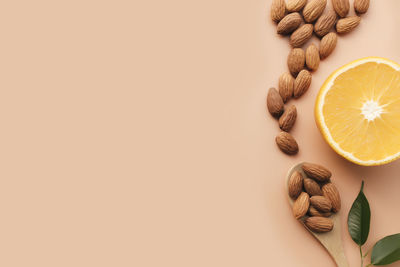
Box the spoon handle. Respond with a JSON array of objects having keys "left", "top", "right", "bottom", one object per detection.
[{"left": 332, "top": 250, "right": 349, "bottom": 267}]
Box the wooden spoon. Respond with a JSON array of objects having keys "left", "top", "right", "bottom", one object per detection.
[{"left": 285, "top": 162, "right": 349, "bottom": 267}]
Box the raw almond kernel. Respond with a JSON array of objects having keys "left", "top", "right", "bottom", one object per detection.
[
  {"left": 354, "top": 0, "right": 369, "bottom": 14},
  {"left": 290, "top": 24, "right": 314, "bottom": 48},
  {"left": 314, "top": 10, "right": 337, "bottom": 37},
  {"left": 279, "top": 105, "right": 297, "bottom": 132},
  {"left": 332, "top": 0, "right": 350, "bottom": 17},
  {"left": 276, "top": 131, "right": 299, "bottom": 155},
  {"left": 287, "top": 48, "right": 305, "bottom": 76},
  {"left": 293, "top": 192, "right": 309, "bottom": 219},
  {"left": 294, "top": 70, "right": 312, "bottom": 98},
  {"left": 267, "top": 87, "right": 284, "bottom": 117},
  {"left": 309, "top": 206, "right": 332, "bottom": 217},
  {"left": 305, "top": 216, "right": 334, "bottom": 233},
  {"left": 277, "top": 12, "right": 303, "bottom": 35},
  {"left": 310, "top": 196, "right": 332, "bottom": 212},
  {"left": 319, "top": 32, "right": 337, "bottom": 59},
  {"left": 303, "top": 0, "right": 327, "bottom": 23},
  {"left": 278, "top": 72, "right": 295, "bottom": 103},
  {"left": 270, "top": 0, "right": 286, "bottom": 22},
  {"left": 288, "top": 171, "right": 303, "bottom": 199},
  {"left": 336, "top": 16, "right": 361, "bottom": 34},
  {"left": 306, "top": 44, "right": 320, "bottom": 71},
  {"left": 286, "top": 0, "right": 307, "bottom": 12},
  {"left": 322, "top": 183, "right": 341, "bottom": 212},
  {"left": 304, "top": 178, "right": 323, "bottom": 196},
  {"left": 302, "top": 163, "right": 331, "bottom": 182}
]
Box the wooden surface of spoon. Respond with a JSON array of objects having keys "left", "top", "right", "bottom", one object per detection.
[{"left": 285, "top": 162, "right": 349, "bottom": 267}]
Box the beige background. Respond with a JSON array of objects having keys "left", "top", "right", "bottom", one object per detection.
[{"left": 1, "top": 0, "right": 399, "bottom": 266}]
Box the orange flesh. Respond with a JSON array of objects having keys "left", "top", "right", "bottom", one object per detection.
[{"left": 322, "top": 62, "right": 400, "bottom": 162}]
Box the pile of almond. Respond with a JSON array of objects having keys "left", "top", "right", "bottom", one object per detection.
[
  {"left": 289, "top": 162, "right": 341, "bottom": 233},
  {"left": 267, "top": 0, "right": 370, "bottom": 155}
]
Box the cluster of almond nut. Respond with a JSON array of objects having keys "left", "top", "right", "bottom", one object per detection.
[
  {"left": 289, "top": 162, "right": 341, "bottom": 233},
  {"left": 267, "top": 0, "right": 370, "bottom": 155}
]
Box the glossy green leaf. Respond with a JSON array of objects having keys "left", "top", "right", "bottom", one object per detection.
[
  {"left": 371, "top": 234, "right": 400, "bottom": 265},
  {"left": 347, "top": 181, "right": 370, "bottom": 246}
]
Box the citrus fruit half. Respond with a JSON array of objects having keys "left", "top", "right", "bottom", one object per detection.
[{"left": 315, "top": 57, "right": 400, "bottom": 166}]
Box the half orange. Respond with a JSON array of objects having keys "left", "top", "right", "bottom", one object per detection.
[{"left": 315, "top": 57, "right": 400, "bottom": 166}]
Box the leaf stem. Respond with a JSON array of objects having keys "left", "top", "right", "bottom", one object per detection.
[
  {"left": 360, "top": 246, "right": 363, "bottom": 267},
  {"left": 363, "top": 248, "right": 371, "bottom": 258}
]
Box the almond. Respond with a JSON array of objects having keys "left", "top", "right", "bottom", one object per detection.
[
  {"left": 294, "top": 70, "right": 312, "bottom": 98},
  {"left": 286, "top": 0, "right": 307, "bottom": 12},
  {"left": 293, "top": 192, "right": 309, "bottom": 219},
  {"left": 314, "top": 10, "right": 337, "bottom": 37},
  {"left": 290, "top": 24, "right": 314, "bottom": 48},
  {"left": 322, "top": 183, "right": 341, "bottom": 212},
  {"left": 303, "top": 0, "right": 327, "bottom": 23},
  {"left": 310, "top": 196, "right": 332, "bottom": 212},
  {"left": 287, "top": 48, "right": 305, "bottom": 76},
  {"left": 276, "top": 131, "right": 299, "bottom": 155},
  {"left": 288, "top": 171, "right": 303, "bottom": 199},
  {"left": 332, "top": 0, "right": 350, "bottom": 17},
  {"left": 278, "top": 72, "right": 295, "bottom": 103},
  {"left": 305, "top": 216, "right": 334, "bottom": 233},
  {"left": 336, "top": 16, "right": 361, "bottom": 34},
  {"left": 319, "top": 32, "right": 337, "bottom": 59},
  {"left": 267, "top": 87, "right": 284, "bottom": 117},
  {"left": 277, "top": 12, "right": 303, "bottom": 35},
  {"left": 279, "top": 105, "right": 297, "bottom": 132},
  {"left": 302, "top": 163, "right": 331, "bottom": 182},
  {"left": 304, "top": 178, "right": 323, "bottom": 196},
  {"left": 354, "top": 0, "right": 369, "bottom": 14},
  {"left": 309, "top": 206, "right": 332, "bottom": 217},
  {"left": 270, "top": 0, "right": 286, "bottom": 22},
  {"left": 305, "top": 44, "right": 320, "bottom": 71}
]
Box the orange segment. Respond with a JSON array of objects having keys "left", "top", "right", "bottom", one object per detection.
[{"left": 315, "top": 57, "right": 400, "bottom": 166}]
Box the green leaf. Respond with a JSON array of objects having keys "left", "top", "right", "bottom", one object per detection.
[
  {"left": 371, "top": 234, "right": 400, "bottom": 265},
  {"left": 347, "top": 181, "right": 371, "bottom": 246}
]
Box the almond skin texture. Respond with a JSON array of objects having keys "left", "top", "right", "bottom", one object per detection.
[
  {"left": 306, "top": 44, "right": 320, "bottom": 71},
  {"left": 267, "top": 87, "right": 284, "bottom": 117},
  {"left": 294, "top": 70, "right": 312, "bottom": 98},
  {"left": 322, "top": 183, "right": 341, "bottom": 212},
  {"left": 277, "top": 12, "right": 303, "bottom": 35},
  {"left": 332, "top": 0, "right": 350, "bottom": 17},
  {"left": 293, "top": 192, "right": 310, "bottom": 219},
  {"left": 286, "top": 0, "right": 307, "bottom": 12},
  {"left": 319, "top": 32, "right": 337, "bottom": 59},
  {"left": 287, "top": 48, "right": 305, "bottom": 76},
  {"left": 278, "top": 72, "right": 295, "bottom": 103},
  {"left": 303, "top": 0, "right": 327, "bottom": 23},
  {"left": 310, "top": 196, "right": 332, "bottom": 212},
  {"left": 279, "top": 105, "right": 297, "bottom": 132},
  {"left": 290, "top": 24, "right": 314, "bottom": 48},
  {"left": 304, "top": 178, "right": 323, "bottom": 196},
  {"left": 314, "top": 10, "right": 337, "bottom": 37},
  {"left": 288, "top": 171, "right": 303, "bottom": 199},
  {"left": 302, "top": 163, "right": 331, "bottom": 182},
  {"left": 336, "top": 16, "right": 361, "bottom": 34},
  {"left": 309, "top": 206, "right": 332, "bottom": 217},
  {"left": 271, "top": 0, "right": 286, "bottom": 22},
  {"left": 354, "top": 0, "right": 369, "bottom": 14},
  {"left": 276, "top": 131, "right": 299, "bottom": 155},
  {"left": 305, "top": 216, "right": 334, "bottom": 233}
]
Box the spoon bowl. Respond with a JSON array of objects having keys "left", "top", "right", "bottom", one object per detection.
[{"left": 286, "top": 162, "right": 349, "bottom": 267}]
